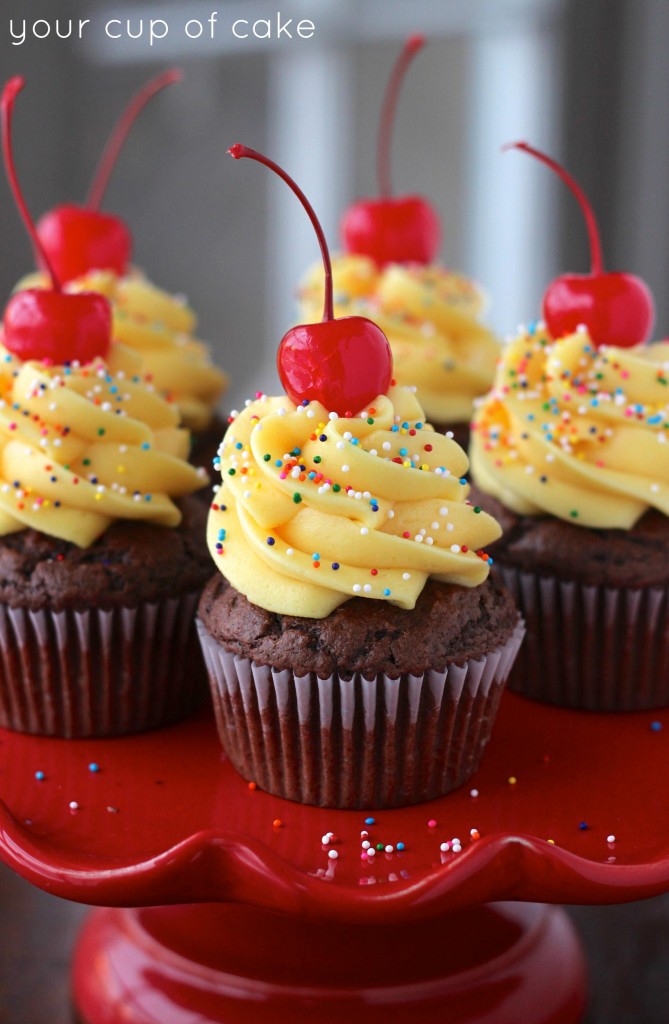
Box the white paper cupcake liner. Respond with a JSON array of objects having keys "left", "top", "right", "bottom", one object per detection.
[
  {"left": 497, "top": 565, "right": 669, "bottom": 711},
  {"left": 197, "top": 618, "right": 524, "bottom": 809},
  {"left": 0, "top": 591, "right": 205, "bottom": 737}
]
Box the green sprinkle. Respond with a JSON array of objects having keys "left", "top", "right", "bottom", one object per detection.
[
  {"left": 83, "top": 459, "right": 91, "bottom": 466},
  {"left": 332, "top": 483, "right": 341, "bottom": 492},
  {"left": 313, "top": 455, "right": 321, "bottom": 464},
  {"left": 367, "top": 417, "right": 374, "bottom": 425},
  {"left": 228, "top": 468, "right": 236, "bottom": 476},
  {"left": 569, "top": 509, "right": 579, "bottom": 518},
  {"left": 473, "top": 505, "right": 481, "bottom": 513},
  {"left": 376, "top": 843, "right": 384, "bottom": 851},
  {"left": 293, "top": 493, "right": 302, "bottom": 504},
  {"left": 263, "top": 454, "right": 271, "bottom": 461},
  {"left": 97, "top": 428, "right": 105, "bottom": 436}
]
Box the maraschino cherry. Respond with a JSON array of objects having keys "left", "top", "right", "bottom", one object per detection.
[
  {"left": 229, "top": 144, "right": 392, "bottom": 416},
  {"left": 341, "top": 34, "right": 440, "bottom": 267},
  {"left": 506, "top": 141, "right": 654, "bottom": 348},
  {"left": 36, "top": 69, "right": 181, "bottom": 284},
  {"left": 1, "top": 77, "right": 111, "bottom": 363}
]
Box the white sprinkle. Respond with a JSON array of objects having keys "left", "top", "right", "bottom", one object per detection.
[
  {"left": 439, "top": 507, "right": 448, "bottom": 516},
  {"left": 367, "top": 848, "right": 376, "bottom": 858},
  {"left": 322, "top": 833, "right": 332, "bottom": 845},
  {"left": 447, "top": 523, "right": 454, "bottom": 531},
  {"left": 431, "top": 522, "right": 439, "bottom": 530},
  {"left": 450, "top": 544, "right": 461, "bottom": 553},
  {"left": 470, "top": 789, "right": 479, "bottom": 798},
  {"left": 362, "top": 840, "right": 371, "bottom": 850},
  {"left": 607, "top": 835, "right": 616, "bottom": 844},
  {"left": 440, "top": 842, "right": 450, "bottom": 852},
  {"left": 425, "top": 537, "right": 434, "bottom": 545},
  {"left": 69, "top": 801, "right": 79, "bottom": 811},
  {"left": 341, "top": 464, "right": 350, "bottom": 472},
  {"left": 353, "top": 584, "right": 362, "bottom": 593},
  {"left": 328, "top": 411, "right": 338, "bottom": 420},
  {"left": 415, "top": 534, "right": 423, "bottom": 543},
  {"left": 363, "top": 584, "right": 372, "bottom": 593},
  {"left": 243, "top": 490, "right": 251, "bottom": 499},
  {"left": 286, "top": 548, "right": 294, "bottom": 556},
  {"left": 402, "top": 572, "right": 411, "bottom": 581},
  {"left": 344, "top": 431, "right": 352, "bottom": 441},
  {"left": 328, "top": 849, "right": 339, "bottom": 860},
  {"left": 385, "top": 845, "right": 394, "bottom": 854},
  {"left": 387, "top": 509, "right": 395, "bottom": 518},
  {"left": 382, "top": 441, "right": 392, "bottom": 451},
  {"left": 651, "top": 483, "right": 660, "bottom": 493}
]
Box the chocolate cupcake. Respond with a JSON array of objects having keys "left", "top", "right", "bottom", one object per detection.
[
  {"left": 197, "top": 385, "right": 523, "bottom": 809},
  {"left": 470, "top": 325, "right": 669, "bottom": 710}
]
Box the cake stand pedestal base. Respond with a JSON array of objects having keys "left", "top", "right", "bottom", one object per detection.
[{"left": 72, "top": 901, "right": 587, "bottom": 1024}]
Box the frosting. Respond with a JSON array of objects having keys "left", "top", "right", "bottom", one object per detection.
[
  {"left": 208, "top": 385, "right": 501, "bottom": 618},
  {"left": 298, "top": 255, "right": 499, "bottom": 425},
  {"left": 18, "top": 270, "right": 228, "bottom": 433},
  {"left": 470, "top": 323, "right": 669, "bottom": 529},
  {"left": 0, "top": 339, "right": 206, "bottom": 547}
]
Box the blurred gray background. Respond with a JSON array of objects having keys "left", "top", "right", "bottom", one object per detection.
[{"left": 2, "top": 1, "right": 669, "bottom": 1021}]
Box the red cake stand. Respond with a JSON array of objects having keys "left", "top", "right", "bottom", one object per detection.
[{"left": 0, "top": 691, "right": 668, "bottom": 1024}]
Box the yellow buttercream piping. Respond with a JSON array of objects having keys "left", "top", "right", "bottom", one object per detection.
[
  {"left": 470, "top": 324, "right": 669, "bottom": 529},
  {"left": 0, "top": 339, "right": 205, "bottom": 546},
  {"left": 207, "top": 386, "right": 501, "bottom": 618}
]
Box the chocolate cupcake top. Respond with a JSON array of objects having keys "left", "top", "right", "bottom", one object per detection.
[
  {"left": 470, "top": 324, "right": 669, "bottom": 529},
  {"left": 299, "top": 255, "right": 499, "bottom": 426},
  {"left": 18, "top": 269, "right": 228, "bottom": 434},
  {"left": 208, "top": 384, "right": 501, "bottom": 619}
]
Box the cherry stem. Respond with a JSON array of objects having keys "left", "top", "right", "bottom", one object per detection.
[
  {"left": 86, "top": 68, "right": 182, "bottom": 211},
  {"left": 1, "top": 77, "right": 62, "bottom": 290},
  {"left": 229, "top": 143, "right": 335, "bottom": 323},
  {"left": 377, "top": 34, "right": 425, "bottom": 199},
  {"left": 504, "top": 140, "right": 604, "bottom": 276}
]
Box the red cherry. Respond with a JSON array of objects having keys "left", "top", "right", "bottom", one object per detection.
[
  {"left": 35, "top": 69, "right": 181, "bottom": 283},
  {"left": 36, "top": 204, "right": 131, "bottom": 282},
  {"left": 506, "top": 141, "right": 654, "bottom": 348},
  {"left": 340, "top": 35, "right": 441, "bottom": 267},
  {"left": 341, "top": 195, "right": 440, "bottom": 266},
  {"left": 1, "top": 77, "right": 111, "bottom": 363},
  {"left": 3, "top": 289, "right": 111, "bottom": 364},
  {"left": 228, "top": 144, "right": 392, "bottom": 416}
]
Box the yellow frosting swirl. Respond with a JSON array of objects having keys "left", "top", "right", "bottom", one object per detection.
[
  {"left": 208, "top": 386, "right": 501, "bottom": 618},
  {"left": 0, "top": 339, "right": 206, "bottom": 546},
  {"left": 470, "top": 324, "right": 669, "bottom": 529},
  {"left": 18, "top": 270, "right": 228, "bottom": 433},
  {"left": 298, "top": 255, "right": 499, "bottom": 425}
]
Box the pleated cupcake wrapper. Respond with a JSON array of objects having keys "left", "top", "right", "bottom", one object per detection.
[
  {"left": 497, "top": 565, "right": 669, "bottom": 711},
  {"left": 0, "top": 591, "right": 204, "bottom": 738},
  {"left": 197, "top": 619, "right": 524, "bottom": 809}
]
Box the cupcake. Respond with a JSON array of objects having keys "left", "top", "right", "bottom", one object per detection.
[
  {"left": 469, "top": 143, "right": 660, "bottom": 711},
  {"left": 196, "top": 143, "right": 523, "bottom": 809},
  {"left": 23, "top": 69, "right": 228, "bottom": 473},
  {"left": 0, "top": 76, "right": 213, "bottom": 737},
  {"left": 298, "top": 36, "right": 499, "bottom": 445}
]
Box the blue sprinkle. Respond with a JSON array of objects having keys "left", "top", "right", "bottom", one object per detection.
[
  {"left": 399, "top": 447, "right": 408, "bottom": 457},
  {"left": 275, "top": 460, "right": 282, "bottom": 467},
  {"left": 579, "top": 821, "right": 589, "bottom": 831},
  {"left": 88, "top": 763, "right": 100, "bottom": 773},
  {"left": 141, "top": 442, "right": 150, "bottom": 450},
  {"left": 651, "top": 721, "right": 663, "bottom": 732},
  {"left": 331, "top": 563, "right": 340, "bottom": 570},
  {"left": 365, "top": 817, "right": 375, "bottom": 825},
  {"left": 235, "top": 442, "right": 243, "bottom": 450},
  {"left": 459, "top": 477, "right": 467, "bottom": 485},
  {"left": 35, "top": 770, "right": 45, "bottom": 781},
  {"left": 266, "top": 537, "right": 275, "bottom": 546},
  {"left": 415, "top": 422, "right": 423, "bottom": 429},
  {"left": 383, "top": 588, "right": 391, "bottom": 596},
  {"left": 396, "top": 842, "right": 405, "bottom": 851}
]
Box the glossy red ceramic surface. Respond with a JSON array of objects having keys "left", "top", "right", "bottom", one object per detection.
[
  {"left": 0, "top": 693, "right": 667, "bottom": 922},
  {"left": 72, "top": 902, "right": 587, "bottom": 1024}
]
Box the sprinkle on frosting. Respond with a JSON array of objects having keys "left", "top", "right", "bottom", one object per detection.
[
  {"left": 0, "top": 339, "right": 205, "bottom": 546},
  {"left": 470, "top": 323, "right": 669, "bottom": 529},
  {"left": 207, "top": 385, "right": 501, "bottom": 618}
]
